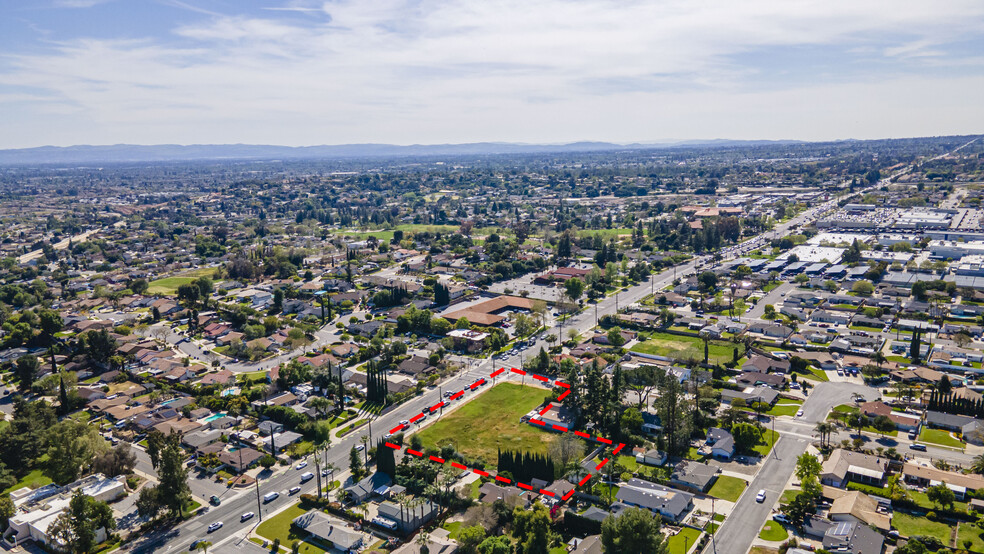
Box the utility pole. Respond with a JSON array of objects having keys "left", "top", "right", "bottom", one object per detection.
[{"left": 254, "top": 473, "right": 262, "bottom": 521}]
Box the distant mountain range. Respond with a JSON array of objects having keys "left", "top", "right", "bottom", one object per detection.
[{"left": 0, "top": 139, "right": 805, "bottom": 164}]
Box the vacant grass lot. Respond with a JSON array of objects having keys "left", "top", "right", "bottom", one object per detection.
[
  {"left": 919, "top": 428, "right": 965, "bottom": 449},
  {"left": 708, "top": 475, "right": 747, "bottom": 502},
  {"left": 147, "top": 267, "right": 218, "bottom": 295},
  {"left": 413, "top": 383, "right": 555, "bottom": 467},
  {"left": 630, "top": 332, "right": 738, "bottom": 365},
  {"left": 893, "top": 512, "right": 951, "bottom": 543}
]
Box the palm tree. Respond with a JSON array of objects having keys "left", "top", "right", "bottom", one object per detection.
[
  {"left": 873, "top": 351, "right": 887, "bottom": 370},
  {"left": 851, "top": 392, "right": 864, "bottom": 405},
  {"left": 196, "top": 541, "right": 212, "bottom": 554},
  {"left": 815, "top": 422, "right": 834, "bottom": 448},
  {"left": 416, "top": 531, "right": 431, "bottom": 552},
  {"left": 971, "top": 453, "right": 984, "bottom": 475}
]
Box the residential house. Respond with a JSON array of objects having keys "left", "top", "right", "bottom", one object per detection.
[
  {"left": 902, "top": 463, "right": 984, "bottom": 500},
  {"left": 292, "top": 511, "right": 364, "bottom": 553},
  {"left": 344, "top": 472, "right": 392, "bottom": 503},
  {"left": 700, "top": 428, "right": 735, "bottom": 460},
  {"left": 820, "top": 449, "right": 890, "bottom": 488},
  {"left": 669, "top": 461, "right": 719, "bottom": 493},
  {"left": 736, "top": 371, "right": 786, "bottom": 389},
  {"left": 822, "top": 487, "right": 891, "bottom": 532},
  {"left": 925, "top": 410, "right": 976, "bottom": 431},
  {"left": 613, "top": 478, "right": 694, "bottom": 523},
  {"left": 377, "top": 498, "right": 439, "bottom": 534},
  {"left": 635, "top": 450, "right": 668, "bottom": 467}
]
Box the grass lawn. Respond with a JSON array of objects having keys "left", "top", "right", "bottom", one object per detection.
[
  {"left": 337, "top": 418, "right": 369, "bottom": 437},
  {"left": 804, "top": 368, "right": 829, "bottom": 382},
  {"left": 3, "top": 469, "right": 52, "bottom": 494},
  {"left": 667, "top": 527, "right": 702, "bottom": 554},
  {"left": 0, "top": 420, "right": 8, "bottom": 433},
  {"left": 958, "top": 522, "right": 984, "bottom": 552},
  {"left": 147, "top": 267, "right": 218, "bottom": 295},
  {"left": 893, "top": 512, "right": 952, "bottom": 543},
  {"left": 780, "top": 489, "right": 799, "bottom": 504},
  {"left": 918, "top": 428, "right": 965, "bottom": 449},
  {"left": 413, "top": 383, "right": 556, "bottom": 467},
  {"left": 708, "top": 475, "right": 747, "bottom": 502},
  {"left": 443, "top": 521, "right": 462, "bottom": 539},
  {"left": 749, "top": 429, "right": 780, "bottom": 458},
  {"left": 469, "top": 479, "right": 481, "bottom": 499},
  {"left": 630, "top": 332, "right": 739, "bottom": 365},
  {"left": 255, "top": 503, "right": 328, "bottom": 554},
  {"left": 759, "top": 521, "right": 788, "bottom": 542},
  {"left": 618, "top": 455, "right": 640, "bottom": 472},
  {"left": 887, "top": 355, "right": 912, "bottom": 364},
  {"left": 766, "top": 400, "right": 804, "bottom": 417}
]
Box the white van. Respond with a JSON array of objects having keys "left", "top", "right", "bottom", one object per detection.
[
  {"left": 300, "top": 472, "right": 314, "bottom": 483},
  {"left": 263, "top": 492, "right": 280, "bottom": 503}
]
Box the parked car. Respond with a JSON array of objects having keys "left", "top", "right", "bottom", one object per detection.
[{"left": 773, "top": 514, "right": 792, "bottom": 525}]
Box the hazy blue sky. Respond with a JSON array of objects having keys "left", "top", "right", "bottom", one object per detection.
[{"left": 1, "top": 0, "right": 982, "bottom": 148}]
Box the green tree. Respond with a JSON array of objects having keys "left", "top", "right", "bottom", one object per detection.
[
  {"left": 872, "top": 415, "right": 896, "bottom": 437},
  {"left": 156, "top": 438, "right": 192, "bottom": 516},
  {"left": 48, "top": 489, "right": 116, "bottom": 554},
  {"left": 477, "top": 536, "right": 512, "bottom": 554},
  {"left": 15, "top": 354, "right": 40, "bottom": 391},
  {"left": 564, "top": 277, "right": 585, "bottom": 307},
  {"left": 795, "top": 452, "right": 822, "bottom": 482},
  {"left": 349, "top": 446, "right": 364, "bottom": 482},
  {"left": 457, "top": 524, "right": 487, "bottom": 554},
  {"left": 44, "top": 419, "right": 109, "bottom": 485},
  {"left": 601, "top": 506, "right": 667, "bottom": 553},
  {"left": 0, "top": 493, "right": 14, "bottom": 530},
  {"left": 852, "top": 280, "right": 874, "bottom": 296},
  {"left": 926, "top": 482, "right": 955, "bottom": 511},
  {"left": 512, "top": 502, "right": 550, "bottom": 554}
]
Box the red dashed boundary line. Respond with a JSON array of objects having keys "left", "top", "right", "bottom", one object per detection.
[{"left": 384, "top": 367, "right": 626, "bottom": 505}]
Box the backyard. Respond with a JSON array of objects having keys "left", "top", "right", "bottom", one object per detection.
[
  {"left": 412, "top": 383, "right": 556, "bottom": 467},
  {"left": 892, "top": 512, "right": 952, "bottom": 544},
  {"left": 630, "top": 332, "right": 739, "bottom": 365}
]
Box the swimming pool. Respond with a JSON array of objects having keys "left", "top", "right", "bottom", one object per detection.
[{"left": 201, "top": 412, "right": 226, "bottom": 423}]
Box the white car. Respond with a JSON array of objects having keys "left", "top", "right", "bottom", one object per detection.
[
  {"left": 241, "top": 512, "right": 254, "bottom": 522},
  {"left": 296, "top": 461, "right": 308, "bottom": 470},
  {"left": 796, "top": 410, "right": 805, "bottom": 417},
  {"left": 755, "top": 490, "right": 767, "bottom": 503},
  {"left": 207, "top": 522, "right": 223, "bottom": 533},
  {"left": 399, "top": 420, "right": 409, "bottom": 426},
  {"left": 289, "top": 486, "right": 301, "bottom": 495}
]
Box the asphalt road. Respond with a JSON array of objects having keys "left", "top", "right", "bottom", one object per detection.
[{"left": 702, "top": 381, "right": 877, "bottom": 554}]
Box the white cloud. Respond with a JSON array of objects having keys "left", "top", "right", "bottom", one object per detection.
[{"left": 2, "top": 0, "right": 983, "bottom": 147}]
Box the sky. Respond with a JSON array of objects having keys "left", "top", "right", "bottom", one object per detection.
[{"left": 0, "top": 0, "right": 982, "bottom": 149}]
